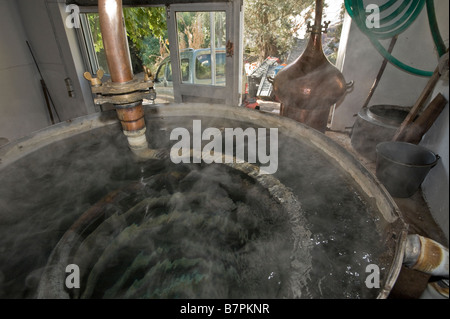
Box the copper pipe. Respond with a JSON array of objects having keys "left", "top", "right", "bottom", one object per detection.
[
  {"left": 115, "top": 105, "right": 146, "bottom": 134},
  {"left": 98, "top": 0, "right": 147, "bottom": 145},
  {"left": 98, "top": 0, "right": 133, "bottom": 83},
  {"left": 116, "top": 107, "right": 146, "bottom": 132}
]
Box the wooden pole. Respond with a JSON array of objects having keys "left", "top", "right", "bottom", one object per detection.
[
  {"left": 392, "top": 66, "right": 441, "bottom": 141},
  {"left": 361, "top": 36, "right": 398, "bottom": 110},
  {"left": 395, "top": 93, "right": 447, "bottom": 144}
]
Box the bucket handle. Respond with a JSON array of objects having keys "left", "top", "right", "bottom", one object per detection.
[
  {"left": 346, "top": 81, "right": 354, "bottom": 93},
  {"left": 432, "top": 154, "right": 441, "bottom": 168}
]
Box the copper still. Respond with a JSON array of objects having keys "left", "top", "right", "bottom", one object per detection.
[{"left": 273, "top": 0, "right": 350, "bottom": 132}]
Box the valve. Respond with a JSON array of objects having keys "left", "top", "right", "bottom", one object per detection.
[
  {"left": 306, "top": 20, "right": 331, "bottom": 34},
  {"left": 83, "top": 69, "right": 104, "bottom": 87},
  {"left": 143, "top": 65, "right": 153, "bottom": 82}
]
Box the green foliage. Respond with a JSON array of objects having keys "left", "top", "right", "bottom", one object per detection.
[
  {"left": 87, "top": 2, "right": 343, "bottom": 72},
  {"left": 176, "top": 11, "right": 226, "bottom": 51},
  {"left": 244, "top": 0, "right": 315, "bottom": 62},
  {"left": 123, "top": 7, "right": 168, "bottom": 71},
  {"left": 176, "top": 11, "right": 208, "bottom": 49},
  {"left": 87, "top": 13, "right": 103, "bottom": 53},
  {"left": 87, "top": 7, "right": 168, "bottom": 73},
  {"left": 123, "top": 7, "right": 167, "bottom": 46},
  {"left": 86, "top": 13, "right": 109, "bottom": 72}
]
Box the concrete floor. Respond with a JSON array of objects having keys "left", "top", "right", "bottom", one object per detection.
[{"left": 258, "top": 100, "right": 448, "bottom": 298}]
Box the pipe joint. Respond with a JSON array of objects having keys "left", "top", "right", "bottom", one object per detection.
[
  {"left": 93, "top": 0, "right": 163, "bottom": 160},
  {"left": 116, "top": 105, "right": 146, "bottom": 132},
  {"left": 123, "top": 128, "right": 148, "bottom": 151},
  {"left": 85, "top": 73, "right": 156, "bottom": 106},
  {"left": 115, "top": 101, "right": 143, "bottom": 110}
]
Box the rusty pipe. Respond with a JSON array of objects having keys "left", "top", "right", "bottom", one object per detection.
[
  {"left": 98, "top": 0, "right": 148, "bottom": 152},
  {"left": 404, "top": 234, "right": 449, "bottom": 278}
]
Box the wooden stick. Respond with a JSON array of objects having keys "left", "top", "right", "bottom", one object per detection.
[
  {"left": 392, "top": 66, "right": 441, "bottom": 141},
  {"left": 362, "top": 36, "right": 398, "bottom": 110},
  {"left": 396, "top": 93, "right": 447, "bottom": 144},
  {"left": 40, "top": 79, "right": 55, "bottom": 125}
]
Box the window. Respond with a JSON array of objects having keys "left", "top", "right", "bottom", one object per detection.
[
  {"left": 83, "top": 13, "right": 110, "bottom": 74},
  {"left": 157, "top": 62, "right": 167, "bottom": 82},
  {"left": 195, "top": 53, "right": 226, "bottom": 84},
  {"left": 166, "top": 62, "right": 173, "bottom": 82},
  {"left": 175, "top": 11, "right": 227, "bottom": 86},
  {"left": 77, "top": 6, "right": 171, "bottom": 103},
  {"left": 181, "top": 58, "right": 190, "bottom": 82},
  {"left": 78, "top": 7, "right": 169, "bottom": 78},
  {"left": 77, "top": 2, "right": 241, "bottom": 106}
]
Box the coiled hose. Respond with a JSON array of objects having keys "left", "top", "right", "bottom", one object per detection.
[{"left": 344, "top": 0, "right": 447, "bottom": 77}]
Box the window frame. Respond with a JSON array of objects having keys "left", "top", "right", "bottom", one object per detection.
[
  {"left": 166, "top": 2, "right": 242, "bottom": 105},
  {"left": 75, "top": 2, "right": 242, "bottom": 106},
  {"left": 76, "top": 7, "right": 109, "bottom": 78}
]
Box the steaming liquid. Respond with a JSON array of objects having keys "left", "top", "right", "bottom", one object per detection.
[
  {"left": 0, "top": 117, "right": 391, "bottom": 299},
  {"left": 70, "top": 162, "right": 306, "bottom": 299}
]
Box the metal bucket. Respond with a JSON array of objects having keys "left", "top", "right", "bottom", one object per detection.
[
  {"left": 0, "top": 104, "right": 407, "bottom": 299},
  {"left": 376, "top": 141, "right": 440, "bottom": 198},
  {"left": 351, "top": 105, "right": 410, "bottom": 161}
]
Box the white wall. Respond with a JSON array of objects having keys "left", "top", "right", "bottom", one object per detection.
[
  {"left": 333, "top": 0, "right": 449, "bottom": 242},
  {"left": 332, "top": 1, "right": 448, "bottom": 130},
  {"left": 16, "top": 0, "right": 96, "bottom": 121},
  {"left": 0, "top": 0, "right": 95, "bottom": 144},
  {"left": 421, "top": 77, "right": 449, "bottom": 243},
  {"left": 0, "top": 0, "right": 51, "bottom": 142}
]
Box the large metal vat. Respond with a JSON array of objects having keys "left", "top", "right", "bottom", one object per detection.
[{"left": 0, "top": 104, "right": 407, "bottom": 299}]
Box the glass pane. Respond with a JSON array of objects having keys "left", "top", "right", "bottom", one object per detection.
[
  {"left": 122, "top": 7, "right": 169, "bottom": 75},
  {"left": 86, "top": 13, "right": 110, "bottom": 74},
  {"left": 166, "top": 61, "right": 173, "bottom": 81},
  {"left": 181, "top": 58, "right": 190, "bottom": 82},
  {"left": 176, "top": 11, "right": 226, "bottom": 86},
  {"left": 85, "top": 8, "right": 169, "bottom": 77},
  {"left": 156, "top": 61, "right": 167, "bottom": 82}
]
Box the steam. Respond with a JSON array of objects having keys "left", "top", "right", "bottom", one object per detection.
[
  {"left": 169, "top": 120, "right": 279, "bottom": 174},
  {"left": 38, "top": 160, "right": 313, "bottom": 299},
  {"left": 0, "top": 129, "right": 135, "bottom": 298},
  {"left": 1, "top": 115, "right": 387, "bottom": 299}
]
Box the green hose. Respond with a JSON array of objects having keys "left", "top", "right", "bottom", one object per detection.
[
  {"left": 426, "top": 0, "right": 447, "bottom": 57},
  {"left": 345, "top": 0, "right": 446, "bottom": 77}
]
